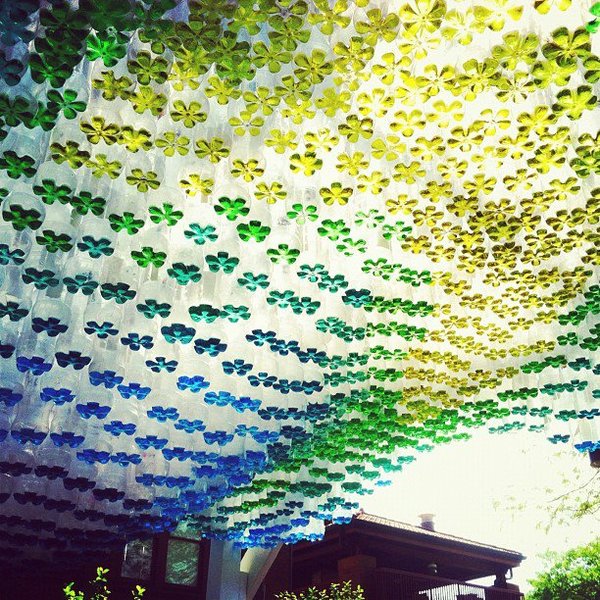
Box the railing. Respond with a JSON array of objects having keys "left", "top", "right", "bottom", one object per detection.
[{"left": 374, "top": 568, "right": 523, "bottom": 600}]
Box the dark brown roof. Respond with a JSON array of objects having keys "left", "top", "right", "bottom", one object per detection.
[{"left": 353, "top": 512, "right": 525, "bottom": 563}]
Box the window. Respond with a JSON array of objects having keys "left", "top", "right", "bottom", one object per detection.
[
  {"left": 121, "top": 538, "right": 153, "bottom": 581},
  {"left": 165, "top": 538, "right": 200, "bottom": 586}
]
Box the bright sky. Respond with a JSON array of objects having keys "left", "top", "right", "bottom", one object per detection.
[{"left": 361, "top": 430, "right": 599, "bottom": 592}]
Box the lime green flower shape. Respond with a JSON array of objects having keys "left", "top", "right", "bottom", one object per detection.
[
  {"left": 355, "top": 209, "right": 384, "bottom": 229},
  {"left": 168, "top": 263, "right": 202, "bottom": 285},
  {"left": 194, "top": 138, "right": 230, "bottom": 163},
  {"left": 109, "top": 212, "right": 145, "bottom": 235},
  {"left": 357, "top": 88, "right": 395, "bottom": 118},
  {"left": 80, "top": 117, "right": 120, "bottom": 145},
  {"left": 155, "top": 131, "right": 190, "bottom": 157},
  {"left": 315, "top": 87, "right": 351, "bottom": 117},
  {"left": 33, "top": 179, "right": 72, "bottom": 205},
  {"left": 308, "top": 0, "right": 350, "bottom": 35},
  {"left": 179, "top": 174, "right": 213, "bottom": 197},
  {"left": 370, "top": 136, "right": 406, "bottom": 161},
  {"left": 289, "top": 152, "right": 322, "bottom": 176},
  {"left": 293, "top": 49, "right": 333, "bottom": 84},
  {"left": 255, "top": 182, "right": 287, "bottom": 204},
  {"left": 229, "top": 1, "right": 268, "bottom": 34},
  {"left": 542, "top": 27, "right": 591, "bottom": 67},
  {"left": 87, "top": 154, "right": 122, "bottom": 180},
  {"left": 338, "top": 114, "right": 373, "bottom": 142},
  {"left": 268, "top": 15, "right": 310, "bottom": 51},
  {"left": 267, "top": 244, "right": 301, "bottom": 264},
  {"left": 149, "top": 203, "right": 183, "bottom": 226},
  {"left": 281, "top": 96, "right": 316, "bottom": 124},
  {"left": 441, "top": 8, "right": 481, "bottom": 45},
  {"left": 128, "top": 51, "right": 170, "bottom": 85},
  {"left": 382, "top": 221, "right": 413, "bottom": 241},
  {"left": 0, "top": 151, "right": 36, "bottom": 179},
  {"left": 205, "top": 251, "right": 239, "bottom": 273},
  {"left": 236, "top": 221, "right": 271, "bottom": 242},
  {"left": 286, "top": 203, "right": 318, "bottom": 223},
  {"left": 36, "top": 230, "right": 73, "bottom": 253},
  {"left": 516, "top": 106, "right": 556, "bottom": 135},
  {"left": 131, "top": 246, "right": 167, "bottom": 268},
  {"left": 552, "top": 86, "right": 597, "bottom": 120},
  {"left": 320, "top": 183, "right": 353, "bottom": 206},
  {"left": 456, "top": 58, "right": 501, "bottom": 100},
  {"left": 92, "top": 70, "right": 133, "bottom": 101},
  {"left": 50, "top": 142, "right": 90, "bottom": 169},
  {"left": 336, "top": 237, "right": 366, "bottom": 256},
  {"left": 252, "top": 41, "right": 293, "bottom": 73},
  {"left": 214, "top": 197, "right": 250, "bottom": 220},
  {"left": 333, "top": 36, "right": 374, "bottom": 71},
  {"left": 170, "top": 100, "right": 207, "bottom": 128},
  {"left": 304, "top": 128, "right": 338, "bottom": 152},
  {"left": 46, "top": 89, "right": 86, "bottom": 120},
  {"left": 527, "top": 144, "right": 567, "bottom": 174},
  {"left": 169, "top": 58, "right": 202, "bottom": 91},
  {"left": 119, "top": 126, "right": 153, "bottom": 153},
  {"left": 229, "top": 111, "right": 264, "bottom": 136},
  {"left": 317, "top": 219, "right": 350, "bottom": 241},
  {"left": 336, "top": 152, "right": 369, "bottom": 176},
  {"left": 390, "top": 109, "right": 426, "bottom": 137},
  {"left": 531, "top": 60, "right": 576, "bottom": 88},
  {"left": 356, "top": 8, "right": 400, "bottom": 46},
  {"left": 473, "top": 1, "right": 523, "bottom": 32},
  {"left": 274, "top": 74, "right": 312, "bottom": 102},
  {"left": 243, "top": 87, "right": 281, "bottom": 116},
  {"left": 357, "top": 171, "right": 390, "bottom": 195},
  {"left": 231, "top": 159, "right": 264, "bottom": 182},
  {"left": 28, "top": 105, "right": 57, "bottom": 132},
  {"left": 372, "top": 52, "right": 410, "bottom": 85},
  {"left": 129, "top": 86, "right": 168, "bottom": 116},
  {"left": 184, "top": 223, "right": 218, "bottom": 245},
  {"left": 393, "top": 161, "right": 426, "bottom": 184},
  {"left": 584, "top": 55, "right": 600, "bottom": 84},
  {"left": 204, "top": 76, "right": 242, "bottom": 105},
  {"left": 491, "top": 32, "right": 539, "bottom": 70},
  {"left": 534, "top": 0, "right": 571, "bottom": 14},
  {"left": 126, "top": 169, "right": 160, "bottom": 192},
  {"left": 400, "top": 0, "right": 447, "bottom": 36},
  {"left": 86, "top": 31, "right": 128, "bottom": 67},
  {"left": 265, "top": 129, "right": 298, "bottom": 154}
]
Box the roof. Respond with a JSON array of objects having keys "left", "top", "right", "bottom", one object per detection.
[{"left": 352, "top": 512, "right": 525, "bottom": 563}]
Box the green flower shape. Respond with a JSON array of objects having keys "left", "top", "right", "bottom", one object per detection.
[
  {"left": 108, "top": 212, "right": 145, "bottom": 235},
  {"left": 35, "top": 230, "right": 73, "bottom": 253},
  {"left": 0, "top": 151, "right": 36, "bottom": 179},
  {"left": 236, "top": 221, "right": 271, "bottom": 242},
  {"left": 266, "top": 244, "right": 301, "bottom": 264},
  {"left": 317, "top": 219, "right": 350, "bottom": 241},
  {"left": 167, "top": 263, "right": 202, "bottom": 285},
  {"left": 128, "top": 51, "right": 170, "bottom": 85},
  {"left": 148, "top": 203, "right": 183, "bottom": 226},
  {"left": 131, "top": 246, "right": 167, "bottom": 268},
  {"left": 70, "top": 192, "right": 106, "bottom": 216},
  {"left": 286, "top": 203, "right": 318, "bottom": 223},
  {"left": 184, "top": 223, "right": 218, "bottom": 245},
  {"left": 214, "top": 197, "right": 249, "bottom": 221},
  {"left": 237, "top": 272, "right": 270, "bottom": 291},
  {"left": 46, "top": 89, "right": 86, "bottom": 119},
  {"left": 77, "top": 236, "right": 114, "bottom": 258},
  {"left": 205, "top": 252, "right": 239, "bottom": 274},
  {"left": 137, "top": 298, "right": 172, "bottom": 319}
]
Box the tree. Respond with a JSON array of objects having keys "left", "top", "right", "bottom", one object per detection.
[
  {"left": 527, "top": 539, "right": 600, "bottom": 600},
  {"left": 276, "top": 581, "right": 364, "bottom": 600}
]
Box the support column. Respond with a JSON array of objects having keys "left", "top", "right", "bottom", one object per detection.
[{"left": 206, "top": 540, "right": 246, "bottom": 600}]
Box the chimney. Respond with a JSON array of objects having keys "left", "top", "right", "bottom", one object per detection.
[{"left": 419, "top": 513, "right": 435, "bottom": 531}]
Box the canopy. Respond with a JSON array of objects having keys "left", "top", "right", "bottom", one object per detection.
[{"left": 0, "top": 0, "right": 598, "bottom": 566}]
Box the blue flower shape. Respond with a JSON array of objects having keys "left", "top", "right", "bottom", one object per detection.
[
  {"left": 232, "top": 396, "right": 261, "bottom": 413},
  {"left": 0, "top": 301, "right": 29, "bottom": 321},
  {"left": 22, "top": 268, "right": 59, "bottom": 290},
  {"left": 203, "top": 431, "right": 234, "bottom": 446},
  {"left": 11, "top": 428, "right": 47, "bottom": 445},
  {"left": 257, "top": 406, "right": 279, "bottom": 420},
  {"left": 174, "top": 419, "right": 205, "bottom": 433},
  {"left": 134, "top": 435, "right": 168, "bottom": 450},
  {"left": 103, "top": 421, "right": 136, "bottom": 436},
  {"left": 50, "top": 432, "right": 85, "bottom": 448},
  {"left": 222, "top": 359, "right": 253, "bottom": 376},
  {"left": 147, "top": 406, "right": 179, "bottom": 422},
  {"left": 161, "top": 323, "right": 196, "bottom": 344},
  {"left": 193, "top": 337, "right": 227, "bottom": 357},
  {"left": 55, "top": 351, "right": 91, "bottom": 370},
  {"left": 204, "top": 390, "right": 234, "bottom": 406},
  {"left": 297, "top": 347, "right": 327, "bottom": 364},
  {"left": 31, "top": 317, "right": 68, "bottom": 337},
  {"left": 269, "top": 339, "right": 300, "bottom": 356},
  {"left": 77, "top": 235, "right": 114, "bottom": 258},
  {"left": 251, "top": 430, "right": 280, "bottom": 444},
  {"left": 342, "top": 288, "right": 372, "bottom": 308},
  {"left": 0, "top": 387, "right": 22, "bottom": 407},
  {"left": 40, "top": 387, "right": 75, "bottom": 405},
  {"left": 16, "top": 356, "right": 52, "bottom": 375},
  {"left": 303, "top": 380, "right": 323, "bottom": 394},
  {"left": 117, "top": 382, "right": 151, "bottom": 400},
  {"left": 35, "top": 465, "right": 68, "bottom": 480},
  {"left": 84, "top": 321, "right": 118, "bottom": 339},
  {"left": 245, "top": 329, "right": 276, "bottom": 347},
  {"left": 177, "top": 375, "right": 210, "bottom": 393},
  {"left": 92, "top": 488, "right": 125, "bottom": 502},
  {"left": 121, "top": 332, "right": 154, "bottom": 351},
  {"left": 110, "top": 452, "right": 142, "bottom": 466},
  {"left": 76, "top": 402, "right": 111, "bottom": 420},
  {"left": 162, "top": 447, "right": 193, "bottom": 461},
  {"left": 89, "top": 370, "right": 123, "bottom": 388},
  {"left": 145, "top": 356, "right": 178, "bottom": 373},
  {"left": 62, "top": 477, "right": 96, "bottom": 492},
  {"left": 76, "top": 449, "right": 111, "bottom": 465},
  {"left": 234, "top": 424, "right": 258, "bottom": 437},
  {"left": 248, "top": 372, "right": 277, "bottom": 388}
]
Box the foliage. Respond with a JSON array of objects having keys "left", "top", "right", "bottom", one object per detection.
[
  {"left": 527, "top": 539, "right": 600, "bottom": 600},
  {"left": 276, "top": 581, "right": 364, "bottom": 600},
  {"left": 63, "top": 567, "right": 145, "bottom": 600}
]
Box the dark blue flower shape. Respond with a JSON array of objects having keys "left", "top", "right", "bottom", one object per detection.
[
  {"left": 232, "top": 396, "right": 261, "bottom": 413},
  {"left": 103, "top": 421, "right": 136, "bottom": 436},
  {"left": 0, "top": 342, "right": 15, "bottom": 358},
  {"left": 110, "top": 452, "right": 142, "bottom": 466},
  {"left": 84, "top": 321, "right": 118, "bottom": 339},
  {"left": 145, "top": 356, "right": 178, "bottom": 373},
  {"left": 50, "top": 432, "right": 85, "bottom": 448},
  {"left": 117, "top": 382, "right": 151, "bottom": 400},
  {"left": 55, "top": 351, "right": 91, "bottom": 370},
  {"left": 0, "top": 243, "right": 25, "bottom": 266},
  {"left": 234, "top": 424, "right": 258, "bottom": 436},
  {"left": 248, "top": 372, "right": 277, "bottom": 388},
  {"left": 92, "top": 487, "right": 125, "bottom": 502},
  {"left": 174, "top": 419, "right": 205, "bottom": 433},
  {"left": 303, "top": 380, "right": 323, "bottom": 394},
  {"left": 251, "top": 429, "right": 280, "bottom": 443},
  {"left": 11, "top": 428, "right": 47, "bottom": 445},
  {"left": 40, "top": 387, "right": 75, "bottom": 405},
  {"left": 89, "top": 370, "right": 123, "bottom": 388},
  {"left": 204, "top": 390, "right": 234, "bottom": 406},
  {"left": 257, "top": 406, "right": 279, "bottom": 420},
  {"left": 134, "top": 435, "right": 168, "bottom": 450},
  {"left": 194, "top": 465, "right": 217, "bottom": 477},
  {"left": 123, "top": 498, "right": 153, "bottom": 511},
  {"left": 0, "top": 387, "right": 22, "bottom": 407},
  {"left": 161, "top": 323, "right": 196, "bottom": 344},
  {"left": 16, "top": 355, "right": 52, "bottom": 375},
  {"left": 76, "top": 449, "right": 111, "bottom": 465},
  {"left": 14, "top": 492, "right": 47, "bottom": 506},
  {"left": 75, "top": 402, "right": 111, "bottom": 420},
  {"left": 162, "top": 447, "right": 193, "bottom": 461},
  {"left": 0, "top": 301, "right": 29, "bottom": 321},
  {"left": 203, "top": 431, "right": 234, "bottom": 446},
  {"left": 22, "top": 268, "right": 59, "bottom": 290},
  {"left": 147, "top": 406, "right": 179, "bottom": 422},
  {"left": 31, "top": 317, "right": 68, "bottom": 337},
  {"left": 297, "top": 347, "right": 327, "bottom": 364},
  {"left": 193, "top": 337, "right": 227, "bottom": 356},
  {"left": 177, "top": 375, "right": 210, "bottom": 393},
  {"left": 245, "top": 329, "right": 276, "bottom": 347},
  {"left": 44, "top": 499, "right": 76, "bottom": 512},
  {"left": 222, "top": 359, "right": 253, "bottom": 376},
  {"left": 273, "top": 378, "right": 292, "bottom": 394},
  {"left": 121, "top": 332, "right": 154, "bottom": 351},
  {"left": 35, "top": 465, "right": 68, "bottom": 480}
]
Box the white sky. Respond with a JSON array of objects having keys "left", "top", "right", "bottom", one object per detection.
[{"left": 361, "top": 430, "right": 599, "bottom": 592}]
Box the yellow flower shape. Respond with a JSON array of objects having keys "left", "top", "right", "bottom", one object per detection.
[
  {"left": 264, "top": 129, "right": 298, "bottom": 154},
  {"left": 503, "top": 169, "right": 535, "bottom": 192},
  {"left": 179, "top": 174, "right": 214, "bottom": 196},
  {"left": 441, "top": 7, "right": 481, "bottom": 45},
  {"left": 413, "top": 206, "right": 444, "bottom": 227},
  {"left": 243, "top": 87, "right": 281, "bottom": 116},
  {"left": 527, "top": 144, "right": 567, "bottom": 174},
  {"left": 391, "top": 109, "right": 426, "bottom": 137},
  {"left": 231, "top": 159, "right": 265, "bottom": 182},
  {"left": 393, "top": 161, "right": 425, "bottom": 184},
  {"left": 319, "top": 182, "right": 353, "bottom": 205},
  {"left": 410, "top": 136, "right": 445, "bottom": 161},
  {"left": 338, "top": 114, "right": 373, "bottom": 141},
  {"left": 170, "top": 100, "right": 207, "bottom": 128},
  {"left": 304, "top": 128, "right": 339, "bottom": 152},
  {"left": 293, "top": 49, "right": 333, "bottom": 84},
  {"left": 315, "top": 88, "right": 351, "bottom": 117},
  {"left": 399, "top": 0, "right": 447, "bottom": 36},
  {"left": 336, "top": 152, "right": 369, "bottom": 176},
  {"left": 473, "top": 0, "right": 523, "bottom": 32},
  {"left": 357, "top": 171, "right": 390, "bottom": 195},
  {"left": 372, "top": 53, "right": 410, "bottom": 85},
  {"left": 428, "top": 100, "right": 463, "bottom": 128},
  {"left": 474, "top": 108, "right": 510, "bottom": 136},
  {"left": 464, "top": 174, "right": 497, "bottom": 196},
  {"left": 370, "top": 136, "right": 406, "bottom": 161},
  {"left": 333, "top": 36, "right": 374, "bottom": 71},
  {"left": 255, "top": 181, "right": 287, "bottom": 204},
  {"left": 289, "top": 152, "right": 323, "bottom": 176},
  {"left": 281, "top": 97, "right": 316, "bottom": 124},
  {"left": 448, "top": 126, "right": 483, "bottom": 152},
  {"left": 386, "top": 194, "right": 418, "bottom": 215},
  {"left": 355, "top": 8, "right": 400, "bottom": 46},
  {"left": 420, "top": 180, "right": 452, "bottom": 203},
  {"left": 357, "top": 88, "right": 395, "bottom": 117},
  {"left": 437, "top": 158, "right": 467, "bottom": 181}
]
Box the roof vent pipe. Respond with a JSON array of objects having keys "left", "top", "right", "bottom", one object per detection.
[{"left": 419, "top": 513, "right": 435, "bottom": 531}]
